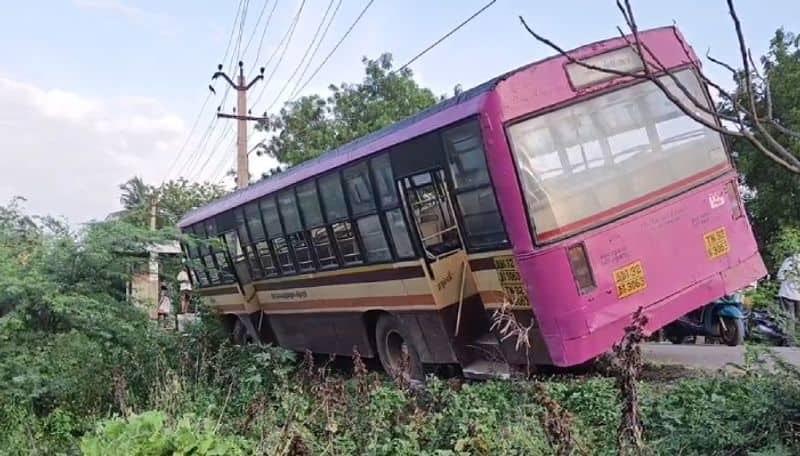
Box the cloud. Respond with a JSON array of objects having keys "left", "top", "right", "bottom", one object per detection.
[
  {"left": 72, "top": 0, "right": 179, "bottom": 37},
  {"left": 0, "top": 76, "right": 186, "bottom": 224}
]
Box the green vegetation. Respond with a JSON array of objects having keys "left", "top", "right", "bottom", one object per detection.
[
  {"left": 733, "top": 29, "right": 800, "bottom": 263},
  {"left": 3, "top": 30, "right": 800, "bottom": 455},
  {"left": 1, "top": 197, "right": 799, "bottom": 455}
]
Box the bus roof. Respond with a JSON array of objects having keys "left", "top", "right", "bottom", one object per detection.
[{"left": 177, "top": 26, "right": 681, "bottom": 229}]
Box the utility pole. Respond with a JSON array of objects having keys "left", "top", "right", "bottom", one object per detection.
[{"left": 211, "top": 61, "right": 267, "bottom": 190}]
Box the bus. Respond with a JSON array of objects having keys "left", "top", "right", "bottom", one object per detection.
[{"left": 178, "top": 26, "right": 766, "bottom": 378}]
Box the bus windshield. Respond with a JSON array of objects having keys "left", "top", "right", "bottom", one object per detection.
[{"left": 508, "top": 69, "right": 729, "bottom": 241}]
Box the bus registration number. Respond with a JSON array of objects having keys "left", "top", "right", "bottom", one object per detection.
[
  {"left": 494, "top": 255, "right": 529, "bottom": 308},
  {"left": 613, "top": 261, "right": 646, "bottom": 299},
  {"left": 704, "top": 227, "right": 730, "bottom": 260}
]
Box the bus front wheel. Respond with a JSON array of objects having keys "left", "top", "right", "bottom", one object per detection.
[{"left": 375, "top": 314, "right": 423, "bottom": 381}]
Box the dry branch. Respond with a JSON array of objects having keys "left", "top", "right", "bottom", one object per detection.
[{"left": 519, "top": 0, "right": 800, "bottom": 174}]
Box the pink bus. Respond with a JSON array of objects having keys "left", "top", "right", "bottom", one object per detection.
[{"left": 179, "top": 26, "right": 766, "bottom": 377}]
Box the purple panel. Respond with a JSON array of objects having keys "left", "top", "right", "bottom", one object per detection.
[{"left": 178, "top": 93, "right": 488, "bottom": 228}]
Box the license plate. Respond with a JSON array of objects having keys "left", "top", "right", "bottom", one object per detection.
[
  {"left": 613, "top": 261, "right": 647, "bottom": 299},
  {"left": 704, "top": 227, "right": 730, "bottom": 260}
]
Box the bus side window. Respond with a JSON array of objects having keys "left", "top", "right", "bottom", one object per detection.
[
  {"left": 356, "top": 214, "right": 391, "bottom": 262},
  {"left": 332, "top": 221, "right": 362, "bottom": 265},
  {"left": 319, "top": 173, "right": 348, "bottom": 222},
  {"left": 370, "top": 154, "right": 398, "bottom": 208},
  {"left": 311, "top": 227, "right": 338, "bottom": 268},
  {"left": 272, "top": 237, "right": 295, "bottom": 274},
  {"left": 443, "top": 120, "right": 509, "bottom": 250},
  {"left": 385, "top": 209, "right": 415, "bottom": 258},
  {"left": 343, "top": 162, "right": 376, "bottom": 216}
]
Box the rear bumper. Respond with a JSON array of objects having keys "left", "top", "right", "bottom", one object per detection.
[{"left": 548, "top": 252, "right": 766, "bottom": 366}]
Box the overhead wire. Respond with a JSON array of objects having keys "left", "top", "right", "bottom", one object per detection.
[
  {"left": 288, "top": 0, "right": 343, "bottom": 100},
  {"left": 393, "top": 0, "right": 497, "bottom": 74},
  {"left": 264, "top": 0, "right": 336, "bottom": 113},
  {"left": 248, "top": 0, "right": 373, "bottom": 161},
  {"left": 161, "top": 91, "right": 211, "bottom": 182},
  {"left": 164, "top": 0, "right": 245, "bottom": 182},
  {"left": 249, "top": 0, "right": 308, "bottom": 109},
  {"left": 287, "top": 0, "right": 376, "bottom": 101},
  {"left": 171, "top": 0, "right": 246, "bottom": 181},
  {"left": 245, "top": 0, "right": 279, "bottom": 75},
  {"left": 192, "top": 124, "right": 235, "bottom": 181},
  {"left": 182, "top": 0, "right": 250, "bottom": 182}
]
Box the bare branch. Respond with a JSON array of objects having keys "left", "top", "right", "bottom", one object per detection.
[
  {"left": 518, "top": 0, "right": 800, "bottom": 175},
  {"left": 706, "top": 51, "right": 739, "bottom": 80},
  {"left": 519, "top": 15, "right": 744, "bottom": 140},
  {"left": 727, "top": 0, "right": 760, "bottom": 122},
  {"left": 517, "top": 17, "right": 647, "bottom": 81}
]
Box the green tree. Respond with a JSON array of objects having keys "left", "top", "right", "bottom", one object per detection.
[
  {"left": 121, "top": 178, "right": 227, "bottom": 229},
  {"left": 118, "top": 176, "right": 150, "bottom": 210},
  {"left": 733, "top": 28, "right": 800, "bottom": 260},
  {"left": 256, "top": 53, "right": 438, "bottom": 169}
]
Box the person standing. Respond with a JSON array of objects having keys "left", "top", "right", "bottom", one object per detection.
[
  {"left": 177, "top": 266, "right": 193, "bottom": 314},
  {"left": 778, "top": 253, "right": 800, "bottom": 334},
  {"left": 157, "top": 284, "right": 172, "bottom": 326}
]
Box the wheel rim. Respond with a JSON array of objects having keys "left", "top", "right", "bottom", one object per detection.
[
  {"left": 720, "top": 317, "right": 737, "bottom": 343},
  {"left": 384, "top": 329, "right": 407, "bottom": 372}
]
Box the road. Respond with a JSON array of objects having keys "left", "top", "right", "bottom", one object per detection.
[{"left": 643, "top": 343, "right": 800, "bottom": 372}]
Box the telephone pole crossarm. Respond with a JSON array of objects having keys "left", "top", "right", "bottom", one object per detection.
[{"left": 207, "top": 61, "right": 267, "bottom": 190}]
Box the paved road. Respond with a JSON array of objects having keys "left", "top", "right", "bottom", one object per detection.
[{"left": 643, "top": 343, "right": 800, "bottom": 371}]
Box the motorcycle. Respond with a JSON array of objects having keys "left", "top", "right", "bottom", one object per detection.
[
  {"left": 745, "top": 308, "right": 791, "bottom": 346},
  {"left": 663, "top": 294, "right": 746, "bottom": 346}
]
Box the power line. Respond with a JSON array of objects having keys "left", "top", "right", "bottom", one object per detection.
[
  {"left": 170, "top": 0, "right": 246, "bottom": 181},
  {"left": 250, "top": 0, "right": 308, "bottom": 109},
  {"left": 265, "top": 0, "right": 337, "bottom": 112},
  {"left": 183, "top": 117, "right": 223, "bottom": 180},
  {"left": 247, "top": 0, "right": 372, "bottom": 156},
  {"left": 242, "top": 0, "right": 276, "bottom": 67},
  {"left": 163, "top": 0, "right": 246, "bottom": 182},
  {"left": 288, "top": 0, "right": 376, "bottom": 101},
  {"left": 234, "top": 0, "right": 250, "bottom": 64},
  {"left": 288, "top": 0, "right": 343, "bottom": 100},
  {"left": 192, "top": 124, "right": 234, "bottom": 182},
  {"left": 394, "top": 0, "right": 497, "bottom": 74},
  {"left": 177, "top": 1, "right": 252, "bottom": 182},
  {"left": 161, "top": 92, "right": 211, "bottom": 182}
]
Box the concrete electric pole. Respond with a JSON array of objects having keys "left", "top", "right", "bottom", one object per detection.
[{"left": 211, "top": 61, "right": 267, "bottom": 190}]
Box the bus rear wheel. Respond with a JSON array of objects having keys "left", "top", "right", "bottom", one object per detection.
[
  {"left": 375, "top": 314, "right": 423, "bottom": 381},
  {"left": 232, "top": 318, "right": 256, "bottom": 345}
]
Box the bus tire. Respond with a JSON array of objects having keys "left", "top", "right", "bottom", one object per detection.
[
  {"left": 375, "top": 314, "right": 424, "bottom": 381},
  {"left": 232, "top": 319, "right": 253, "bottom": 345}
]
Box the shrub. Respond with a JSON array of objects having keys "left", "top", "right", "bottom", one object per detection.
[{"left": 80, "top": 410, "right": 253, "bottom": 456}]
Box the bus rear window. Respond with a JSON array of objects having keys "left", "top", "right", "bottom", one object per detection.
[{"left": 508, "top": 69, "right": 728, "bottom": 241}]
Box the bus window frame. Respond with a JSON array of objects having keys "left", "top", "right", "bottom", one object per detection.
[
  {"left": 440, "top": 116, "right": 510, "bottom": 253},
  {"left": 502, "top": 65, "right": 733, "bottom": 246}
]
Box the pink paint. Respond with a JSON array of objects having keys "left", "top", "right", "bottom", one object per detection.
[{"left": 481, "top": 26, "right": 766, "bottom": 366}]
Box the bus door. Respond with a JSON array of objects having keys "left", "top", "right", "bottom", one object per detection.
[
  {"left": 222, "top": 230, "right": 260, "bottom": 312},
  {"left": 398, "top": 169, "right": 479, "bottom": 318}
]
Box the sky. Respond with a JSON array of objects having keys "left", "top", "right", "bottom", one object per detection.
[{"left": 0, "top": 0, "right": 797, "bottom": 224}]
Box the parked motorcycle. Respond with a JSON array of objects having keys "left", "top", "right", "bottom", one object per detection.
[
  {"left": 663, "top": 295, "right": 746, "bottom": 346},
  {"left": 746, "top": 308, "right": 791, "bottom": 346}
]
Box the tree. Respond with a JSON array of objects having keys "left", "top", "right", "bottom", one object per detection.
[
  {"left": 733, "top": 29, "right": 800, "bottom": 258},
  {"left": 519, "top": 0, "right": 800, "bottom": 175},
  {"left": 256, "top": 53, "right": 438, "bottom": 169},
  {"left": 121, "top": 178, "right": 228, "bottom": 229},
  {"left": 119, "top": 177, "right": 150, "bottom": 210}
]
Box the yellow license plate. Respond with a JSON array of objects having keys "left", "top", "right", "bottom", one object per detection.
[
  {"left": 704, "top": 227, "right": 730, "bottom": 260},
  {"left": 613, "top": 261, "right": 647, "bottom": 299}
]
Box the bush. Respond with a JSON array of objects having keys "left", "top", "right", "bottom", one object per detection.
[{"left": 80, "top": 410, "right": 253, "bottom": 456}]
